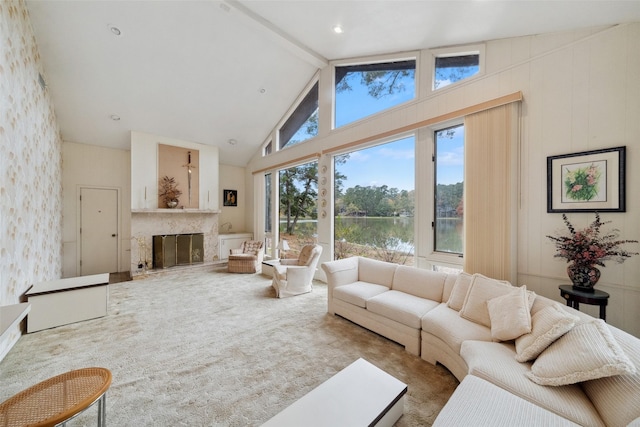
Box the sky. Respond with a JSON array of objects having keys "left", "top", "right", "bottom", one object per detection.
[
  {"left": 333, "top": 67, "right": 465, "bottom": 191},
  {"left": 289, "top": 65, "right": 470, "bottom": 191}
]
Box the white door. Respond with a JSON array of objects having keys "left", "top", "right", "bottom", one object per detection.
[{"left": 80, "top": 188, "right": 118, "bottom": 275}]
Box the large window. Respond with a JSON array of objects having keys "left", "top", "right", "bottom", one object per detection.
[
  {"left": 265, "top": 173, "right": 272, "bottom": 233},
  {"left": 278, "top": 82, "right": 318, "bottom": 149},
  {"left": 434, "top": 124, "right": 464, "bottom": 254},
  {"left": 334, "top": 136, "right": 415, "bottom": 265},
  {"left": 335, "top": 60, "right": 415, "bottom": 128},
  {"left": 434, "top": 54, "right": 479, "bottom": 90},
  {"left": 279, "top": 161, "right": 318, "bottom": 258}
]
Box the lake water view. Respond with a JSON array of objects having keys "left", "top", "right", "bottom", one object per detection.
[{"left": 281, "top": 216, "right": 463, "bottom": 258}]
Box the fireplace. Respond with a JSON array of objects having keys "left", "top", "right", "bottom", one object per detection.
[{"left": 153, "top": 233, "right": 204, "bottom": 269}]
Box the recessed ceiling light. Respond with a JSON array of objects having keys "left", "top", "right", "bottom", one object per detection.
[
  {"left": 259, "top": 88, "right": 266, "bottom": 94},
  {"left": 333, "top": 25, "right": 343, "bottom": 34},
  {"left": 228, "top": 139, "right": 237, "bottom": 145},
  {"left": 109, "top": 25, "right": 121, "bottom": 36},
  {"left": 109, "top": 114, "right": 120, "bottom": 121}
]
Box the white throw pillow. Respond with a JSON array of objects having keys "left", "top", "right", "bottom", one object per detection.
[
  {"left": 487, "top": 286, "right": 532, "bottom": 341},
  {"left": 515, "top": 304, "right": 579, "bottom": 362},
  {"left": 526, "top": 319, "right": 636, "bottom": 386},
  {"left": 459, "top": 274, "right": 514, "bottom": 327},
  {"left": 446, "top": 272, "right": 473, "bottom": 311}
]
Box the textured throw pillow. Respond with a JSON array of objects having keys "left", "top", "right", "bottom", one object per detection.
[
  {"left": 459, "top": 274, "right": 514, "bottom": 327},
  {"left": 526, "top": 319, "right": 636, "bottom": 386},
  {"left": 515, "top": 304, "right": 579, "bottom": 362},
  {"left": 446, "top": 272, "right": 473, "bottom": 311},
  {"left": 487, "top": 286, "right": 532, "bottom": 341}
]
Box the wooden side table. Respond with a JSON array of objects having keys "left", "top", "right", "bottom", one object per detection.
[
  {"left": 559, "top": 285, "right": 609, "bottom": 321},
  {"left": 0, "top": 367, "right": 112, "bottom": 427}
]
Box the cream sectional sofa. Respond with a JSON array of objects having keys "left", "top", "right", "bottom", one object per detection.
[{"left": 321, "top": 256, "right": 640, "bottom": 427}]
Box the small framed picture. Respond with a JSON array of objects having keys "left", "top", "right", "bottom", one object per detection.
[
  {"left": 547, "top": 146, "right": 626, "bottom": 213},
  {"left": 223, "top": 189, "right": 237, "bottom": 207}
]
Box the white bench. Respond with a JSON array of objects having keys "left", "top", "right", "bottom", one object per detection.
[
  {"left": 26, "top": 273, "right": 109, "bottom": 333},
  {"left": 262, "top": 358, "right": 407, "bottom": 427}
]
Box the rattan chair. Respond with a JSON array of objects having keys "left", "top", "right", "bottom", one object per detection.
[
  {"left": 228, "top": 240, "right": 264, "bottom": 273},
  {"left": 0, "top": 367, "right": 112, "bottom": 427}
]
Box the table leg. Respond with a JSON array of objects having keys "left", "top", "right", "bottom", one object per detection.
[
  {"left": 98, "top": 393, "right": 107, "bottom": 427},
  {"left": 599, "top": 306, "right": 606, "bottom": 321}
]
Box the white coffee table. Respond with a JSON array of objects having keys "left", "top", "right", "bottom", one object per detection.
[{"left": 262, "top": 358, "right": 407, "bottom": 427}]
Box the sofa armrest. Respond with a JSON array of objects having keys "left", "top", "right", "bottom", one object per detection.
[{"left": 321, "top": 257, "right": 359, "bottom": 290}]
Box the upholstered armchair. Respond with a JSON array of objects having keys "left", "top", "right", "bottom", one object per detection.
[
  {"left": 228, "top": 240, "right": 264, "bottom": 273},
  {"left": 272, "top": 244, "right": 323, "bottom": 298}
]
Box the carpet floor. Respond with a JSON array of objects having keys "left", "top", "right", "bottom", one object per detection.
[{"left": 0, "top": 267, "right": 458, "bottom": 426}]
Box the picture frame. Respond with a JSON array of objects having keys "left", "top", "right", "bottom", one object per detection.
[
  {"left": 223, "top": 189, "right": 238, "bottom": 207},
  {"left": 547, "top": 146, "right": 626, "bottom": 213}
]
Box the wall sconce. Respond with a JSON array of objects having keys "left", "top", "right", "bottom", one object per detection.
[{"left": 277, "top": 239, "right": 290, "bottom": 259}]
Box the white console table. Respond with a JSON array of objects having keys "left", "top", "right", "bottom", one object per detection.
[
  {"left": 26, "top": 273, "right": 109, "bottom": 333},
  {"left": 1, "top": 303, "right": 31, "bottom": 340},
  {"left": 262, "top": 358, "right": 407, "bottom": 427},
  {"left": 218, "top": 233, "right": 253, "bottom": 261}
]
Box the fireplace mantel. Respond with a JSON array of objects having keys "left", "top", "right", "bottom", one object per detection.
[{"left": 132, "top": 209, "right": 221, "bottom": 214}]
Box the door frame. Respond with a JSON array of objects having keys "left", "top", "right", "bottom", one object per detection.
[{"left": 76, "top": 185, "right": 122, "bottom": 275}]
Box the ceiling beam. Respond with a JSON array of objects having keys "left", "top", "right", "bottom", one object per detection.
[{"left": 224, "top": 0, "right": 328, "bottom": 69}]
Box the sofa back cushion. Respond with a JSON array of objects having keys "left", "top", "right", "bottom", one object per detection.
[
  {"left": 358, "top": 257, "right": 396, "bottom": 287},
  {"left": 447, "top": 272, "right": 473, "bottom": 311},
  {"left": 581, "top": 325, "right": 640, "bottom": 427},
  {"left": 441, "top": 273, "right": 459, "bottom": 303},
  {"left": 391, "top": 266, "right": 446, "bottom": 302},
  {"left": 459, "top": 274, "right": 516, "bottom": 327}
]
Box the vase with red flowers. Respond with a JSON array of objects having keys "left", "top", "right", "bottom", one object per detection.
[{"left": 547, "top": 213, "right": 638, "bottom": 291}]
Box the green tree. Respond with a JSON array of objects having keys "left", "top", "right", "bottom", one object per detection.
[{"left": 279, "top": 162, "right": 318, "bottom": 234}]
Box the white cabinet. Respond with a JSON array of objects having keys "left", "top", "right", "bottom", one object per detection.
[{"left": 218, "top": 233, "right": 253, "bottom": 261}]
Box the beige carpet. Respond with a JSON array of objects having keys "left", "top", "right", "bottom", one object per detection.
[{"left": 0, "top": 267, "right": 458, "bottom": 426}]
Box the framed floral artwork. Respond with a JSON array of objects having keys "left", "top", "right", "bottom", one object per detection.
[{"left": 547, "top": 146, "right": 626, "bottom": 212}]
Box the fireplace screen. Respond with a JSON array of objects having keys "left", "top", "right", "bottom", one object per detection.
[{"left": 153, "top": 233, "right": 204, "bottom": 269}]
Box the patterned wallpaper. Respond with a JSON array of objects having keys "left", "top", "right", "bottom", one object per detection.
[{"left": 0, "top": 0, "right": 63, "bottom": 360}]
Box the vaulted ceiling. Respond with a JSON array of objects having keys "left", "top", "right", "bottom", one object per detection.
[{"left": 26, "top": 1, "right": 640, "bottom": 166}]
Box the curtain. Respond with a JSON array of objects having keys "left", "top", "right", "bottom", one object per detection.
[{"left": 463, "top": 102, "right": 520, "bottom": 282}]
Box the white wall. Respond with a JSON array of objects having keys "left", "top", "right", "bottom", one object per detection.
[
  {"left": 247, "top": 24, "right": 640, "bottom": 337},
  {"left": 62, "top": 142, "right": 131, "bottom": 277},
  {"left": 219, "top": 164, "right": 247, "bottom": 232},
  {"left": 0, "top": 1, "right": 63, "bottom": 360}
]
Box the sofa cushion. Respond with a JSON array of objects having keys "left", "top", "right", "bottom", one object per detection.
[
  {"left": 515, "top": 304, "right": 579, "bottom": 362},
  {"left": 460, "top": 340, "right": 606, "bottom": 427},
  {"left": 487, "top": 285, "right": 532, "bottom": 341},
  {"left": 358, "top": 257, "right": 397, "bottom": 287},
  {"left": 446, "top": 272, "right": 473, "bottom": 311},
  {"left": 391, "top": 266, "right": 446, "bottom": 302},
  {"left": 527, "top": 319, "right": 636, "bottom": 386},
  {"left": 367, "top": 290, "right": 440, "bottom": 329},
  {"left": 459, "top": 274, "right": 514, "bottom": 327},
  {"left": 581, "top": 326, "right": 640, "bottom": 427},
  {"left": 422, "top": 303, "right": 492, "bottom": 355},
  {"left": 433, "top": 375, "right": 581, "bottom": 427},
  {"left": 332, "top": 281, "right": 389, "bottom": 308},
  {"left": 441, "top": 272, "right": 459, "bottom": 303}
]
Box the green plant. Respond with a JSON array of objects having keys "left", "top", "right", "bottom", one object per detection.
[
  {"left": 159, "top": 176, "right": 182, "bottom": 206},
  {"left": 564, "top": 163, "right": 601, "bottom": 201},
  {"left": 547, "top": 213, "right": 638, "bottom": 267}
]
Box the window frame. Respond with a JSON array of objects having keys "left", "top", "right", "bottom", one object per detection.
[
  {"left": 422, "top": 121, "right": 465, "bottom": 271},
  {"left": 429, "top": 44, "right": 485, "bottom": 93},
  {"left": 277, "top": 75, "right": 320, "bottom": 151},
  {"left": 331, "top": 52, "right": 420, "bottom": 130}
]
